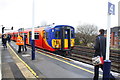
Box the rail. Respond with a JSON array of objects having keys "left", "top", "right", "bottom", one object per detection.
[{"left": 69, "top": 46, "right": 120, "bottom": 73}]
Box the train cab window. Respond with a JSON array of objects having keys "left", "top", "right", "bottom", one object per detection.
[
  {"left": 71, "top": 30, "right": 74, "bottom": 38},
  {"left": 34, "top": 32, "right": 39, "bottom": 39},
  {"left": 65, "top": 31, "right": 68, "bottom": 38},
  {"left": 55, "top": 31, "right": 60, "bottom": 38}
]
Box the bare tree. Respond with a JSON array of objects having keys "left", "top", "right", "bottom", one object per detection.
[{"left": 76, "top": 24, "right": 98, "bottom": 46}]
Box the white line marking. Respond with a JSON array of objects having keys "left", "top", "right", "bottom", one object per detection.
[{"left": 22, "top": 54, "right": 31, "bottom": 57}]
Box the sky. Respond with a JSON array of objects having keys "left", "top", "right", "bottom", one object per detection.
[{"left": 0, "top": 0, "right": 119, "bottom": 33}]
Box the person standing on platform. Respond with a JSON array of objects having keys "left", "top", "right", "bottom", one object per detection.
[
  {"left": 23, "top": 35, "right": 27, "bottom": 52},
  {"left": 16, "top": 34, "right": 24, "bottom": 53},
  {"left": 2, "top": 34, "right": 7, "bottom": 48},
  {"left": 93, "top": 29, "right": 115, "bottom": 80},
  {"left": 7, "top": 34, "right": 11, "bottom": 43}
]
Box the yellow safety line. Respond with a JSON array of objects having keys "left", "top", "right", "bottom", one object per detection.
[
  {"left": 35, "top": 50, "right": 102, "bottom": 77},
  {"left": 7, "top": 44, "right": 39, "bottom": 78}
]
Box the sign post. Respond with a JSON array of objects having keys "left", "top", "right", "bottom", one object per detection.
[
  {"left": 31, "top": 0, "right": 35, "bottom": 60},
  {"left": 103, "top": 2, "right": 115, "bottom": 80}
]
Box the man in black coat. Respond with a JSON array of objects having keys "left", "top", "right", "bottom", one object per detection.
[
  {"left": 94, "top": 29, "right": 106, "bottom": 60},
  {"left": 93, "top": 29, "right": 115, "bottom": 80}
]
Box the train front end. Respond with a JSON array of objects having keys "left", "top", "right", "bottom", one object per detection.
[{"left": 52, "top": 25, "right": 75, "bottom": 56}]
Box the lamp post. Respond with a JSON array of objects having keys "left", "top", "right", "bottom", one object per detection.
[{"left": 31, "top": 0, "right": 35, "bottom": 60}]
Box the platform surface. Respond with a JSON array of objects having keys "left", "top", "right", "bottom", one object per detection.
[{"left": 1, "top": 40, "right": 120, "bottom": 79}]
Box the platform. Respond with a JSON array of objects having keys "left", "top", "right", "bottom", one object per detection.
[{"left": 0, "top": 40, "right": 120, "bottom": 79}]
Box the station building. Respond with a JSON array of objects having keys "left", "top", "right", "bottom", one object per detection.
[
  {"left": 105, "top": 27, "right": 120, "bottom": 48},
  {"left": 109, "top": 27, "right": 120, "bottom": 48}
]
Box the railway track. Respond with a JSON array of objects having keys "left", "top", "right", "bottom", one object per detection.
[{"left": 69, "top": 46, "right": 120, "bottom": 73}]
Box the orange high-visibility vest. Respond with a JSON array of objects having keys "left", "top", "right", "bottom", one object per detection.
[{"left": 16, "top": 36, "right": 24, "bottom": 45}]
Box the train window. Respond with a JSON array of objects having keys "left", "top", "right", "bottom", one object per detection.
[
  {"left": 65, "top": 31, "right": 67, "bottom": 38},
  {"left": 43, "top": 31, "right": 46, "bottom": 39},
  {"left": 71, "top": 28, "right": 73, "bottom": 30},
  {"left": 71, "top": 31, "right": 74, "bottom": 38},
  {"left": 55, "top": 28, "right": 59, "bottom": 30},
  {"left": 24, "top": 33, "right": 27, "bottom": 35},
  {"left": 24, "top": 33, "right": 27, "bottom": 38},
  {"left": 15, "top": 34, "right": 18, "bottom": 37},
  {"left": 55, "top": 31, "right": 60, "bottom": 38},
  {"left": 46, "top": 32, "right": 49, "bottom": 39},
  {"left": 34, "top": 32, "right": 39, "bottom": 39},
  {"left": 29, "top": 32, "right": 32, "bottom": 38}
]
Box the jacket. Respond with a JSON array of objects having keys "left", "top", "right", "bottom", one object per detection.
[
  {"left": 16, "top": 35, "right": 24, "bottom": 45},
  {"left": 3, "top": 36, "right": 7, "bottom": 44},
  {"left": 94, "top": 34, "right": 106, "bottom": 60}
]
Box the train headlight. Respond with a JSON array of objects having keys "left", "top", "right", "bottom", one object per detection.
[{"left": 55, "top": 45, "right": 60, "bottom": 48}]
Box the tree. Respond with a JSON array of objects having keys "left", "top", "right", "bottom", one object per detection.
[{"left": 76, "top": 24, "right": 98, "bottom": 46}]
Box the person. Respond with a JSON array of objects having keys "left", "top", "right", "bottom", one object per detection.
[
  {"left": 16, "top": 34, "right": 24, "bottom": 53},
  {"left": 2, "top": 34, "right": 4, "bottom": 44},
  {"left": 2, "top": 34, "right": 7, "bottom": 48},
  {"left": 7, "top": 34, "right": 11, "bottom": 43},
  {"left": 23, "top": 35, "right": 27, "bottom": 52},
  {"left": 93, "top": 29, "right": 115, "bottom": 80}
]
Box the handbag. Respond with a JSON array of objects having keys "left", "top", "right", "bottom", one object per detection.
[
  {"left": 92, "top": 36, "right": 104, "bottom": 66},
  {"left": 92, "top": 56, "right": 104, "bottom": 65}
]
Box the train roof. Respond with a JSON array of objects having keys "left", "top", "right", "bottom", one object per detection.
[
  {"left": 42, "top": 25, "right": 74, "bottom": 29},
  {"left": 6, "top": 25, "right": 74, "bottom": 33}
]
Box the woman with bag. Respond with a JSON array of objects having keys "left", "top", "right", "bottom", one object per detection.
[{"left": 93, "top": 29, "right": 115, "bottom": 80}]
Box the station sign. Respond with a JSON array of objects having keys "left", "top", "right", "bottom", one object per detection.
[{"left": 108, "top": 2, "right": 115, "bottom": 15}]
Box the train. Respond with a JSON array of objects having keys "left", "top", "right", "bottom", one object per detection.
[{"left": 8, "top": 25, "right": 75, "bottom": 56}]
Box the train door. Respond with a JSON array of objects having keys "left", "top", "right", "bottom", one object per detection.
[
  {"left": 28, "top": 31, "right": 32, "bottom": 45},
  {"left": 61, "top": 27, "right": 65, "bottom": 50},
  {"left": 61, "top": 27, "right": 71, "bottom": 50},
  {"left": 42, "top": 30, "right": 46, "bottom": 48},
  {"left": 46, "top": 31, "right": 50, "bottom": 45},
  {"left": 67, "top": 28, "right": 71, "bottom": 49}
]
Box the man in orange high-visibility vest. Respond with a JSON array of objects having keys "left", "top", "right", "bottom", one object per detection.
[{"left": 16, "top": 34, "right": 24, "bottom": 53}]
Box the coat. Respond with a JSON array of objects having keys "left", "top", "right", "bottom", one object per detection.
[
  {"left": 16, "top": 36, "right": 24, "bottom": 45},
  {"left": 94, "top": 34, "right": 106, "bottom": 60}
]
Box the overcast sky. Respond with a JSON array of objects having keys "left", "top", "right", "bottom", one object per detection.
[{"left": 0, "top": 0, "right": 119, "bottom": 33}]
